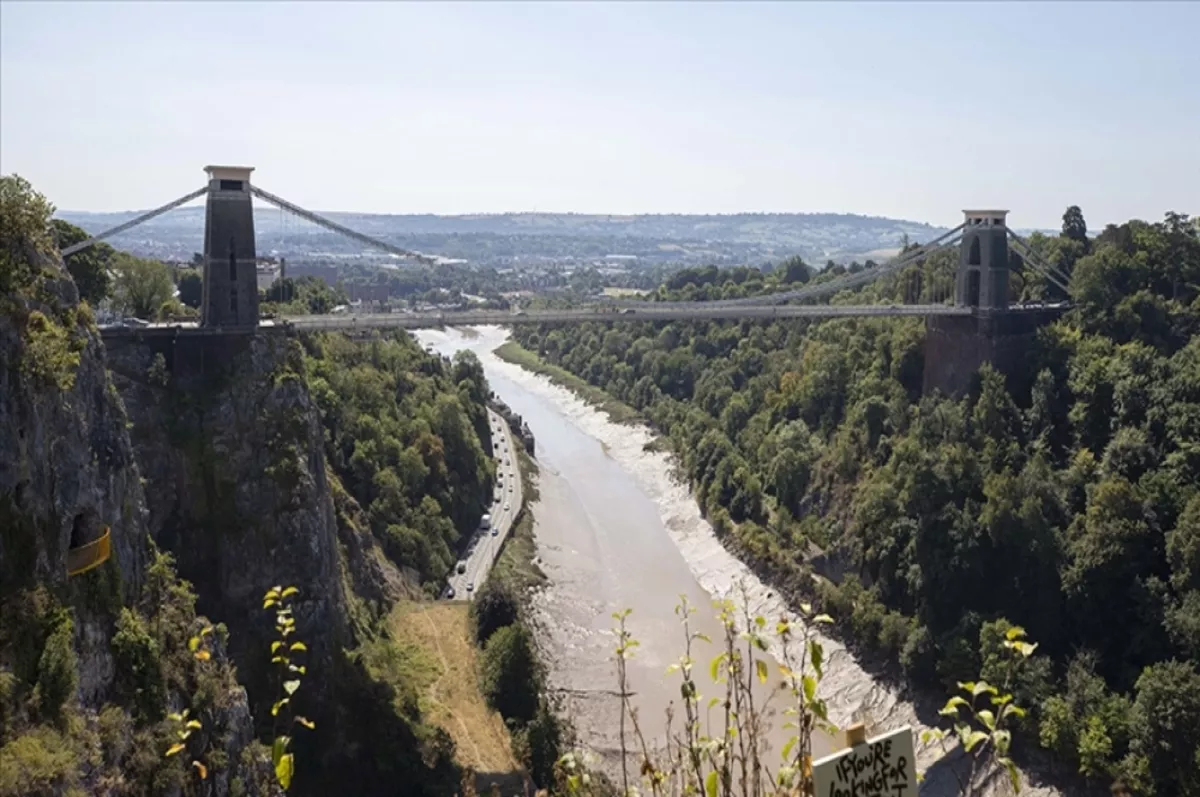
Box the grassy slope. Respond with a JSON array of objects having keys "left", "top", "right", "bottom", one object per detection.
[
  {"left": 493, "top": 340, "right": 642, "bottom": 425},
  {"left": 387, "top": 601, "right": 521, "bottom": 786}
]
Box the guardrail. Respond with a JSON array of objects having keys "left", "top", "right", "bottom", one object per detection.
[{"left": 66, "top": 527, "right": 112, "bottom": 577}]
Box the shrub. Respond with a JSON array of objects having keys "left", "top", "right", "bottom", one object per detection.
[
  {"left": 32, "top": 615, "right": 76, "bottom": 725},
  {"left": 470, "top": 579, "right": 519, "bottom": 645},
  {"left": 479, "top": 624, "right": 539, "bottom": 724}
]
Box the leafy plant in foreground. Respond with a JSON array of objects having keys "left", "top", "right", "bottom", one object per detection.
[
  {"left": 922, "top": 626, "right": 1038, "bottom": 795},
  {"left": 263, "top": 585, "right": 316, "bottom": 792}
]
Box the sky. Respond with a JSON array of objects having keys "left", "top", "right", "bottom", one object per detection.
[{"left": 1, "top": 1, "right": 1197, "bottom": 229}]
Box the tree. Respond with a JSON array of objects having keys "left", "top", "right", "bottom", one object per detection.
[
  {"left": 478, "top": 624, "right": 539, "bottom": 723},
  {"left": 51, "top": 219, "right": 113, "bottom": 304},
  {"left": 110, "top": 253, "right": 176, "bottom": 319},
  {"left": 776, "top": 255, "right": 811, "bottom": 284},
  {"left": 1129, "top": 661, "right": 1200, "bottom": 796},
  {"left": 1062, "top": 205, "right": 1088, "bottom": 246},
  {"left": 471, "top": 579, "right": 519, "bottom": 645},
  {"left": 176, "top": 269, "right": 203, "bottom": 308}
]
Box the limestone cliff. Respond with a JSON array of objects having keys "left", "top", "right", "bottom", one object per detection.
[
  {"left": 105, "top": 330, "right": 441, "bottom": 794},
  {"left": 0, "top": 178, "right": 274, "bottom": 796}
]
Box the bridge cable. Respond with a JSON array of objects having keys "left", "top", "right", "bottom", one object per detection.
[
  {"left": 60, "top": 186, "right": 210, "bottom": 257},
  {"left": 1005, "top": 231, "right": 1072, "bottom": 295},
  {"left": 727, "top": 230, "right": 964, "bottom": 308},
  {"left": 248, "top": 185, "right": 441, "bottom": 266},
  {"left": 643, "top": 223, "right": 967, "bottom": 309}
]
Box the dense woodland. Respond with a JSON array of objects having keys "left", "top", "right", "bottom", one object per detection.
[
  {"left": 303, "top": 332, "right": 495, "bottom": 589},
  {"left": 512, "top": 209, "right": 1200, "bottom": 796}
]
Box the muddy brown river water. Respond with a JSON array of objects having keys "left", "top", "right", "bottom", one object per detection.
[{"left": 416, "top": 326, "right": 1059, "bottom": 797}]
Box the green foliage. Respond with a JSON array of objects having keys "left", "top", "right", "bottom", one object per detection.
[
  {"left": 262, "top": 275, "right": 348, "bottom": 316},
  {"left": 111, "top": 607, "right": 167, "bottom": 723},
  {"left": 21, "top": 310, "right": 84, "bottom": 392},
  {"left": 510, "top": 206, "right": 1200, "bottom": 787},
  {"left": 262, "top": 585, "right": 316, "bottom": 792},
  {"left": 478, "top": 624, "right": 539, "bottom": 725},
  {"left": 0, "top": 174, "right": 55, "bottom": 297},
  {"left": 32, "top": 614, "right": 77, "bottom": 725},
  {"left": 52, "top": 219, "right": 113, "bottom": 303},
  {"left": 176, "top": 268, "right": 203, "bottom": 308},
  {"left": 923, "top": 626, "right": 1038, "bottom": 795},
  {"left": 304, "top": 331, "right": 494, "bottom": 586},
  {"left": 470, "top": 579, "right": 519, "bottom": 645},
  {"left": 0, "top": 724, "right": 84, "bottom": 796},
  {"left": 110, "top": 251, "right": 176, "bottom": 319}
]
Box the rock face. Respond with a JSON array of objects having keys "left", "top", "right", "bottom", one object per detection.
[
  {"left": 0, "top": 217, "right": 273, "bottom": 794},
  {"left": 105, "top": 331, "right": 404, "bottom": 731}
]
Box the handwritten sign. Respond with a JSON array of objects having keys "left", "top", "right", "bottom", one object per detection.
[{"left": 812, "top": 725, "right": 917, "bottom": 797}]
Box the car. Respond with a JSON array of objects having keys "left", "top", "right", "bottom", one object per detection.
[
  {"left": 491, "top": 527, "right": 498, "bottom": 536},
  {"left": 456, "top": 561, "right": 466, "bottom": 574},
  {"left": 504, "top": 503, "right": 510, "bottom": 511},
  {"left": 444, "top": 585, "right": 455, "bottom": 599},
  {"left": 466, "top": 582, "right": 475, "bottom": 592},
  {"left": 508, "top": 484, "right": 513, "bottom": 492}
]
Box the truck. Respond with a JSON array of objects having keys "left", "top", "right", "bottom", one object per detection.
[{"left": 480, "top": 513, "right": 491, "bottom": 531}]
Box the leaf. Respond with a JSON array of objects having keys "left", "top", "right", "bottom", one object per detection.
[
  {"left": 963, "top": 730, "right": 989, "bottom": 753},
  {"left": 194, "top": 649, "right": 211, "bottom": 662},
  {"left": 709, "top": 654, "right": 723, "bottom": 683},
  {"left": 165, "top": 742, "right": 186, "bottom": 757},
  {"left": 272, "top": 641, "right": 284, "bottom": 654},
  {"left": 281, "top": 586, "right": 300, "bottom": 598},
  {"left": 283, "top": 680, "right": 301, "bottom": 695},
  {"left": 275, "top": 752, "right": 295, "bottom": 790},
  {"left": 193, "top": 760, "right": 208, "bottom": 780},
  {"left": 185, "top": 719, "right": 202, "bottom": 730},
  {"left": 201, "top": 626, "right": 213, "bottom": 637},
  {"left": 272, "top": 736, "right": 290, "bottom": 767},
  {"left": 799, "top": 602, "right": 812, "bottom": 615},
  {"left": 694, "top": 632, "right": 711, "bottom": 644},
  {"left": 704, "top": 769, "right": 719, "bottom": 797},
  {"left": 813, "top": 613, "right": 834, "bottom": 625},
  {"left": 188, "top": 636, "right": 201, "bottom": 652},
  {"left": 978, "top": 710, "right": 996, "bottom": 730},
  {"left": 666, "top": 663, "right": 680, "bottom": 675},
  {"left": 707, "top": 697, "right": 721, "bottom": 709},
  {"left": 971, "top": 680, "right": 998, "bottom": 698},
  {"left": 940, "top": 696, "right": 968, "bottom": 716},
  {"left": 755, "top": 659, "right": 769, "bottom": 684},
  {"left": 272, "top": 698, "right": 289, "bottom": 716},
  {"left": 1004, "top": 758, "right": 1020, "bottom": 793},
  {"left": 781, "top": 735, "right": 797, "bottom": 762},
  {"left": 288, "top": 664, "right": 307, "bottom": 675},
  {"left": 295, "top": 715, "right": 316, "bottom": 729},
  {"left": 809, "top": 640, "right": 824, "bottom": 678},
  {"left": 289, "top": 641, "right": 307, "bottom": 652},
  {"left": 1004, "top": 625, "right": 1027, "bottom": 641},
  {"left": 754, "top": 615, "right": 766, "bottom": 628},
  {"left": 167, "top": 712, "right": 183, "bottom": 722},
  {"left": 263, "top": 598, "right": 278, "bottom": 610},
  {"left": 802, "top": 674, "right": 817, "bottom": 703}
]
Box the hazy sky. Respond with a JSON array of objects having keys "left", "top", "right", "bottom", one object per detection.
[{"left": 2, "top": 1, "right": 1197, "bottom": 228}]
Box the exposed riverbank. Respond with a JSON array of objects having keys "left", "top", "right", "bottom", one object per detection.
[{"left": 487, "top": 332, "right": 1067, "bottom": 797}]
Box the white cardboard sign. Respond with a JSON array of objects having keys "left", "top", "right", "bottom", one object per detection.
[{"left": 812, "top": 725, "right": 917, "bottom": 797}]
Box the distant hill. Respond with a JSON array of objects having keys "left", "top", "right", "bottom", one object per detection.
[{"left": 54, "top": 207, "right": 1047, "bottom": 266}]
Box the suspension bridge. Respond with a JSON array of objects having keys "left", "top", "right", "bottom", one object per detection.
[{"left": 68, "top": 164, "right": 1070, "bottom": 345}]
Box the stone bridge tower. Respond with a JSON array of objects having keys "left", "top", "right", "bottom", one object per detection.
[
  {"left": 955, "top": 210, "right": 1010, "bottom": 310},
  {"left": 923, "top": 209, "right": 1062, "bottom": 397},
  {"left": 201, "top": 166, "right": 260, "bottom": 328}
]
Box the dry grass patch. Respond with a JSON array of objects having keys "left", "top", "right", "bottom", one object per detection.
[{"left": 388, "top": 601, "right": 520, "bottom": 778}]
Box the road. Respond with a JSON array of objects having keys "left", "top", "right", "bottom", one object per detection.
[{"left": 445, "top": 408, "right": 524, "bottom": 601}]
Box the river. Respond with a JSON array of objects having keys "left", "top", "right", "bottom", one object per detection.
[{"left": 416, "top": 326, "right": 1057, "bottom": 796}]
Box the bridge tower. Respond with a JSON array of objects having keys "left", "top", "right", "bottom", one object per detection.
[
  {"left": 201, "top": 166, "right": 260, "bottom": 328},
  {"left": 923, "top": 209, "right": 1062, "bottom": 397},
  {"left": 955, "top": 210, "right": 1010, "bottom": 310}
]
